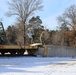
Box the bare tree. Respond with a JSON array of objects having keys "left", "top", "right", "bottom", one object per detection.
[
  {"left": 57, "top": 5, "right": 76, "bottom": 30},
  {"left": 57, "top": 5, "right": 76, "bottom": 46},
  {"left": 7, "top": 0, "right": 43, "bottom": 23},
  {"left": 6, "top": 0, "right": 43, "bottom": 45}
]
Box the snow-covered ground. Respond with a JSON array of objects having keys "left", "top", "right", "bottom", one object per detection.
[{"left": 0, "top": 56, "right": 76, "bottom": 75}]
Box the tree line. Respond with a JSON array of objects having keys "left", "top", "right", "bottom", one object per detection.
[{"left": 3, "top": 0, "right": 76, "bottom": 47}]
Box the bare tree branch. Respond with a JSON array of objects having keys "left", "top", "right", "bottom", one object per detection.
[
  {"left": 57, "top": 5, "right": 76, "bottom": 30},
  {"left": 6, "top": 0, "right": 43, "bottom": 24}
]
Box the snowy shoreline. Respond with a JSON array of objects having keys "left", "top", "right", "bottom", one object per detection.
[{"left": 0, "top": 57, "right": 76, "bottom": 75}]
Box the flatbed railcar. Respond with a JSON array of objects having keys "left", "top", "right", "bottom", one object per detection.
[{"left": 0, "top": 45, "right": 39, "bottom": 55}]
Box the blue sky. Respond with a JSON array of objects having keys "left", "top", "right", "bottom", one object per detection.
[{"left": 0, "top": 0, "right": 76, "bottom": 30}]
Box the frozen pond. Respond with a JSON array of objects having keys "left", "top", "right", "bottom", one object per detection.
[{"left": 0, "top": 57, "right": 76, "bottom": 75}]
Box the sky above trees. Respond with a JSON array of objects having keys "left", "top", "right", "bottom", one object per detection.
[{"left": 0, "top": 0, "right": 76, "bottom": 30}]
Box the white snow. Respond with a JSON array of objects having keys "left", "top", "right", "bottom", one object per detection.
[
  {"left": 30, "top": 43, "right": 42, "bottom": 46},
  {"left": 0, "top": 57, "right": 76, "bottom": 75}
]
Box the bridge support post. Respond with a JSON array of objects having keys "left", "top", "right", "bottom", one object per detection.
[{"left": 43, "top": 45, "right": 47, "bottom": 57}]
